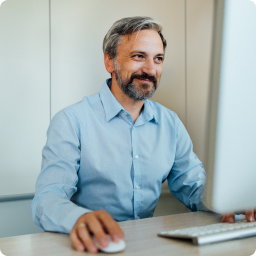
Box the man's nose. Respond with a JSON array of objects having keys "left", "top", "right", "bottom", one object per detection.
[{"left": 141, "top": 59, "right": 157, "bottom": 77}]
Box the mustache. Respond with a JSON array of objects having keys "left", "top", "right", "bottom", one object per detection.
[{"left": 130, "top": 73, "right": 157, "bottom": 84}]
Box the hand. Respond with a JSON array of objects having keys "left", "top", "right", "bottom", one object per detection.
[
  {"left": 69, "top": 210, "right": 124, "bottom": 254},
  {"left": 221, "top": 209, "right": 256, "bottom": 223}
]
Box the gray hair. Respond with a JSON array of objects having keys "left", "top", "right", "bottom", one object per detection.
[{"left": 103, "top": 16, "right": 167, "bottom": 59}]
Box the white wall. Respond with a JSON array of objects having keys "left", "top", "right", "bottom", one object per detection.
[
  {"left": 0, "top": 0, "right": 214, "bottom": 237},
  {"left": 186, "top": 0, "right": 214, "bottom": 166},
  {"left": 0, "top": 0, "right": 50, "bottom": 196},
  {"left": 0, "top": 0, "right": 48, "bottom": 238}
]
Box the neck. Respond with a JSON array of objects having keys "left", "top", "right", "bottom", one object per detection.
[{"left": 110, "top": 77, "right": 144, "bottom": 123}]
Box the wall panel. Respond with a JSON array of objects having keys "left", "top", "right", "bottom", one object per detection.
[
  {"left": 0, "top": 0, "right": 50, "bottom": 196},
  {"left": 186, "top": 0, "right": 214, "bottom": 166}
]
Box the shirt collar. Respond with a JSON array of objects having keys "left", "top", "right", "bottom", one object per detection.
[
  {"left": 99, "top": 78, "right": 159, "bottom": 124},
  {"left": 99, "top": 79, "right": 124, "bottom": 122},
  {"left": 141, "top": 100, "right": 159, "bottom": 125}
]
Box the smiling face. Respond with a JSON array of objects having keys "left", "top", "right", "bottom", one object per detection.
[{"left": 109, "top": 29, "right": 164, "bottom": 101}]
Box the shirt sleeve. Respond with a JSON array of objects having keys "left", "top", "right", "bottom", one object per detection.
[
  {"left": 31, "top": 109, "right": 91, "bottom": 234},
  {"left": 167, "top": 114, "right": 208, "bottom": 212}
]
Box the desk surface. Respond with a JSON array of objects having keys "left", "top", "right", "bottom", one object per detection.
[{"left": 0, "top": 212, "right": 256, "bottom": 256}]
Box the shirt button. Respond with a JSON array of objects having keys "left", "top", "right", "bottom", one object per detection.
[
  {"left": 135, "top": 185, "right": 140, "bottom": 189},
  {"left": 135, "top": 155, "right": 139, "bottom": 159},
  {"left": 135, "top": 215, "right": 139, "bottom": 220}
]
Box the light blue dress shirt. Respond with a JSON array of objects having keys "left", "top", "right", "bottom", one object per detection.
[{"left": 31, "top": 79, "right": 206, "bottom": 234}]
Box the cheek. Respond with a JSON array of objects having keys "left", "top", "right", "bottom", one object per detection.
[
  {"left": 124, "top": 61, "right": 143, "bottom": 73},
  {"left": 156, "top": 67, "right": 163, "bottom": 79}
]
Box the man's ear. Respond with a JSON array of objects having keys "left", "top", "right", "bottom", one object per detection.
[{"left": 104, "top": 54, "right": 115, "bottom": 74}]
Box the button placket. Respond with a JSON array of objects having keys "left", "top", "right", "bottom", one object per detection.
[{"left": 131, "top": 126, "right": 141, "bottom": 220}]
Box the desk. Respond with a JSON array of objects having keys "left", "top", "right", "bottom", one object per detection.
[{"left": 0, "top": 212, "right": 255, "bottom": 256}]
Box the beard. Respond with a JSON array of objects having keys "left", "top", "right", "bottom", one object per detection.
[{"left": 113, "top": 60, "right": 158, "bottom": 101}]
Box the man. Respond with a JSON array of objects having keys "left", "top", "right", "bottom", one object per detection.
[{"left": 31, "top": 16, "right": 255, "bottom": 254}]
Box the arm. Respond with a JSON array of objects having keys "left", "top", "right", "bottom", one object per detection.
[
  {"left": 31, "top": 110, "right": 123, "bottom": 253},
  {"left": 167, "top": 115, "right": 207, "bottom": 212},
  {"left": 31, "top": 109, "right": 90, "bottom": 233},
  {"left": 167, "top": 116, "right": 255, "bottom": 222}
]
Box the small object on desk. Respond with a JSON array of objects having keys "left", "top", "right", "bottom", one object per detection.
[
  {"left": 158, "top": 219, "right": 256, "bottom": 245},
  {"left": 92, "top": 235, "right": 126, "bottom": 253}
]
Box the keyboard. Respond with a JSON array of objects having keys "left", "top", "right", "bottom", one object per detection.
[{"left": 158, "top": 220, "right": 256, "bottom": 245}]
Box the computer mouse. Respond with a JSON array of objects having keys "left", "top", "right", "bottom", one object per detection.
[{"left": 92, "top": 235, "right": 126, "bottom": 253}]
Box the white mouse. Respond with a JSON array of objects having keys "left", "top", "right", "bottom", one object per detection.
[{"left": 92, "top": 235, "right": 126, "bottom": 253}]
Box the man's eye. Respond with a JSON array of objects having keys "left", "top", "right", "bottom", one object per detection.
[
  {"left": 155, "top": 57, "right": 163, "bottom": 62},
  {"left": 133, "top": 55, "right": 144, "bottom": 59}
]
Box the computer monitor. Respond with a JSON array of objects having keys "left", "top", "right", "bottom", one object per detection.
[{"left": 204, "top": 0, "right": 256, "bottom": 213}]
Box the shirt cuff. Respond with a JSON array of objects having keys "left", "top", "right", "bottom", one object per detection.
[{"left": 61, "top": 206, "right": 92, "bottom": 233}]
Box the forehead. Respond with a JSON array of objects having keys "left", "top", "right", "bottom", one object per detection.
[{"left": 117, "top": 29, "right": 164, "bottom": 55}]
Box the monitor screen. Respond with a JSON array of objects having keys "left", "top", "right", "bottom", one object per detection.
[{"left": 204, "top": 0, "right": 256, "bottom": 213}]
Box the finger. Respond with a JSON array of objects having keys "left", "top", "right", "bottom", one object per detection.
[
  {"left": 222, "top": 214, "right": 235, "bottom": 223},
  {"left": 245, "top": 210, "right": 254, "bottom": 222},
  {"left": 97, "top": 210, "right": 124, "bottom": 242},
  {"left": 254, "top": 210, "right": 256, "bottom": 220},
  {"left": 69, "top": 228, "right": 85, "bottom": 252},
  {"left": 76, "top": 223, "right": 98, "bottom": 254},
  {"left": 86, "top": 213, "right": 109, "bottom": 248},
  {"left": 221, "top": 214, "right": 227, "bottom": 222},
  {"left": 228, "top": 214, "right": 235, "bottom": 223}
]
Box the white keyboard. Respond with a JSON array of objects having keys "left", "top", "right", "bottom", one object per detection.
[{"left": 158, "top": 220, "right": 256, "bottom": 245}]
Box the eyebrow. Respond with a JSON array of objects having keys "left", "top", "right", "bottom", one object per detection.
[{"left": 129, "top": 51, "right": 165, "bottom": 57}]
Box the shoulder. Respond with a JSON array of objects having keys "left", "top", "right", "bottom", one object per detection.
[
  {"left": 51, "top": 92, "right": 101, "bottom": 130},
  {"left": 64, "top": 93, "right": 100, "bottom": 115}
]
